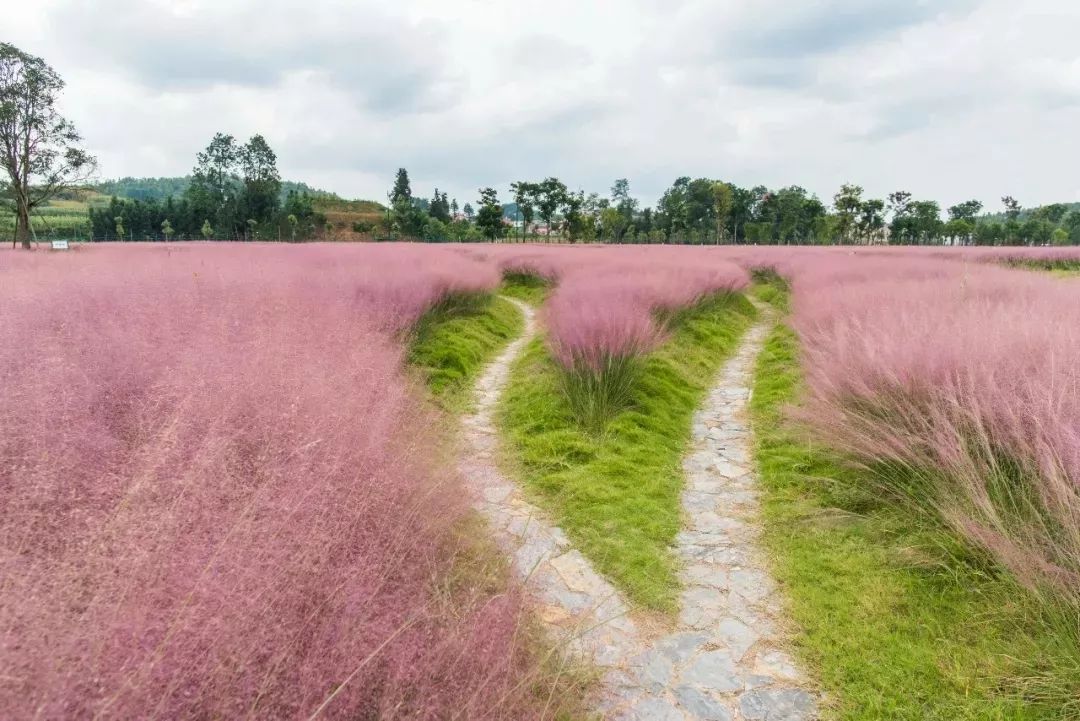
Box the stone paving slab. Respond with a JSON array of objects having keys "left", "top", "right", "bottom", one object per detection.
[{"left": 459, "top": 298, "right": 817, "bottom": 720}]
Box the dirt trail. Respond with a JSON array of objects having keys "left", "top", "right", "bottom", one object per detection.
[{"left": 459, "top": 298, "right": 817, "bottom": 720}]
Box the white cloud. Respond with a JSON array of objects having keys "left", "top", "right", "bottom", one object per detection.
[{"left": 11, "top": 0, "right": 1080, "bottom": 209}]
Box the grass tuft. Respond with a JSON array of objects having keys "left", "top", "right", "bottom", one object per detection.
[
  {"left": 750, "top": 281, "right": 1080, "bottom": 720},
  {"left": 498, "top": 292, "right": 756, "bottom": 611}
]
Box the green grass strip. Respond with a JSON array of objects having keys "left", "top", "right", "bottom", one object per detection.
[
  {"left": 751, "top": 287, "right": 1080, "bottom": 720},
  {"left": 498, "top": 292, "right": 757, "bottom": 612},
  {"left": 498, "top": 272, "right": 551, "bottom": 305},
  {"left": 409, "top": 286, "right": 524, "bottom": 410}
]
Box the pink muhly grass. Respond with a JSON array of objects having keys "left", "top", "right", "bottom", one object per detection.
[
  {"left": 0, "top": 244, "right": 548, "bottom": 720},
  {"left": 723, "top": 247, "right": 1080, "bottom": 602},
  {"left": 474, "top": 245, "right": 749, "bottom": 428}
]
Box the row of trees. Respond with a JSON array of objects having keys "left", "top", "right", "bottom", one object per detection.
[
  {"left": 88, "top": 134, "right": 326, "bottom": 241},
  {"left": 4, "top": 41, "right": 1077, "bottom": 248},
  {"left": 387, "top": 168, "right": 1080, "bottom": 246}
]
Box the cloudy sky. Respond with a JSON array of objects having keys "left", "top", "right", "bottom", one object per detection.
[{"left": 11, "top": 0, "right": 1080, "bottom": 209}]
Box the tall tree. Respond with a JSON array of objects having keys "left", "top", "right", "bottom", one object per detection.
[
  {"left": 391, "top": 168, "right": 412, "bottom": 204},
  {"left": 428, "top": 188, "right": 450, "bottom": 223},
  {"left": 239, "top": 134, "right": 281, "bottom": 225},
  {"left": 887, "top": 190, "right": 913, "bottom": 244},
  {"left": 909, "top": 200, "right": 943, "bottom": 244},
  {"left": 510, "top": 181, "right": 536, "bottom": 241},
  {"left": 186, "top": 133, "right": 241, "bottom": 237},
  {"left": 857, "top": 198, "right": 886, "bottom": 243},
  {"left": 561, "top": 189, "right": 587, "bottom": 242},
  {"left": 0, "top": 43, "right": 96, "bottom": 248},
  {"left": 712, "top": 182, "right": 733, "bottom": 244},
  {"left": 833, "top": 183, "right": 864, "bottom": 243},
  {"left": 535, "top": 177, "right": 567, "bottom": 236},
  {"left": 475, "top": 187, "right": 504, "bottom": 241}
]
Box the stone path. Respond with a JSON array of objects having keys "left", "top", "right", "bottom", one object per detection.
[{"left": 459, "top": 298, "right": 817, "bottom": 720}]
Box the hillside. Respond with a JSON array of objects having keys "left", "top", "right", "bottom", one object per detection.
[{"left": 1, "top": 179, "right": 386, "bottom": 240}]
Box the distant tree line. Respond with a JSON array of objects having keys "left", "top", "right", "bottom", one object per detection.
[
  {"left": 384, "top": 169, "right": 1080, "bottom": 246},
  {"left": 93, "top": 176, "right": 335, "bottom": 204},
  {"left": 88, "top": 134, "right": 326, "bottom": 241}
]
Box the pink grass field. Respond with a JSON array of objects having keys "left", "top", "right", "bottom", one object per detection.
[
  {"left": 0, "top": 243, "right": 551, "bottom": 720},
  {"left": 3, "top": 240, "right": 1080, "bottom": 718}
]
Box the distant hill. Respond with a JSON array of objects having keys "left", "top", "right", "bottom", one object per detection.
[
  {"left": 316, "top": 196, "right": 387, "bottom": 233},
  {"left": 92, "top": 177, "right": 345, "bottom": 204}
]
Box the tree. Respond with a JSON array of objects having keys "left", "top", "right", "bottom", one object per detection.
[
  {"left": 1052, "top": 227, "right": 1070, "bottom": 246},
  {"left": 611, "top": 178, "right": 638, "bottom": 242},
  {"left": 561, "top": 189, "right": 587, "bottom": 242},
  {"left": 475, "top": 187, "right": 504, "bottom": 241},
  {"left": 536, "top": 177, "right": 567, "bottom": 236},
  {"left": 833, "top": 184, "right": 863, "bottom": 243},
  {"left": 510, "top": 181, "right": 536, "bottom": 241},
  {"left": 286, "top": 214, "right": 298, "bottom": 242},
  {"left": 1063, "top": 212, "right": 1080, "bottom": 244},
  {"left": 114, "top": 216, "right": 125, "bottom": 241},
  {"left": 239, "top": 134, "right": 281, "bottom": 225},
  {"left": 428, "top": 189, "right": 450, "bottom": 223},
  {"left": 1033, "top": 203, "right": 1070, "bottom": 224},
  {"left": 186, "top": 133, "right": 241, "bottom": 238},
  {"left": 450, "top": 198, "right": 459, "bottom": 217},
  {"left": 201, "top": 219, "right": 213, "bottom": 240},
  {"left": 857, "top": 198, "right": 885, "bottom": 243},
  {"left": 161, "top": 218, "right": 174, "bottom": 241},
  {"left": 391, "top": 168, "right": 412, "bottom": 204},
  {"left": 463, "top": 202, "right": 474, "bottom": 220},
  {"left": 909, "top": 200, "right": 943, "bottom": 244},
  {"left": 943, "top": 218, "right": 973, "bottom": 245},
  {"left": 887, "top": 190, "right": 913, "bottom": 244},
  {"left": 712, "top": 182, "right": 733, "bottom": 244},
  {"left": 947, "top": 199, "right": 983, "bottom": 224},
  {"left": 599, "top": 206, "right": 622, "bottom": 241},
  {"left": 0, "top": 43, "right": 97, "bottom": 248},
  {"left": 1002, "top": 196, "right": 1021, "bottom": 221},
  {"left": 387, "top": 168, "right": 424, "bottom": 236}
]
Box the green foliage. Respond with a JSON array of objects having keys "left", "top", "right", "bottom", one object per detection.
[
  {"left": 475, "top": 187, "right": 505, "bottom": 241},
  {"left": 498, "top": 293, "right": 756, "bottom": 610},
  {"left": 498, "top": 272, "right": 550, "bottom": 305},
  {"left": 408, "top": 291, "right": 524, "bottom": 410},
  {"left": 0, "top": 42, "right": 96, "bottom": 247},
  {"left": 750, "top": 283, "right": 1080, "bottom": 720}
]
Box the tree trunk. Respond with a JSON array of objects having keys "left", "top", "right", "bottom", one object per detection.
[{"left": 16, "top": 202, "right": 32, "bottom": 250}]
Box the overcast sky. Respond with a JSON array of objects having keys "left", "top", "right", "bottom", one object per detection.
[{"left": 11, "top": 0, "right": 1080, "bottom": 209}]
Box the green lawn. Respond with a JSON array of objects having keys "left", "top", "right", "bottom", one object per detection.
[
  {"left": 497, "top": 292, "right": 757, "bottom": 612},
  {"left": 750, "top": 286, "right": 1079, "bottom": 720}
]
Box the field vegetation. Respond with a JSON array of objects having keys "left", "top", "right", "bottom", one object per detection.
[
  {"left": 0, "top": 244, "right": 577, "bottom": 720},
  {"left": 489, "top": 247, "right": 752, "bottom": 609},
  {"left": 4, "top": 239, "right": 1080, "bottom": 719},
  {"left": 750, "top": 280, "right": 1079, "bottom": 719}
]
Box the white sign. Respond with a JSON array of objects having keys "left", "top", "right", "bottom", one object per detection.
[{"left": 51, "top": 240, "right": 69, "bottom": 250}]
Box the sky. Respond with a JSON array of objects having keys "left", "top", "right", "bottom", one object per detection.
[{"left": 10, "top": 0, "right": 1080, "bottom": 210}]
